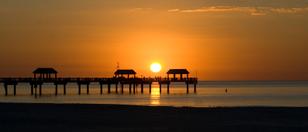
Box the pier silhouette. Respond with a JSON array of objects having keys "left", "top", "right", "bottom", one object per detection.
[{"left": 0, "top": 68, "right": 198, "bottom": 96}]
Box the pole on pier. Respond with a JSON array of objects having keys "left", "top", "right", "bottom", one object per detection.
[
  {"left": 63, "top": 84, "right": 66, "bottom": 95},
  {"left": 87, "top": 84, "right": 89, "bottom": 95},
  {"left": 4, "top": 84, "right": 8, "bottom": 96},
  {"left": 108, "top": 84, "right": 111, "bottom": 94},
  {"left": 141, "top": 83, "right": 144, "bottom": 94},
  {"left": 55, "top": 84, "right": 58, "bottom": 96},
  {"left": 78, "top": 84, "right": 81, "bottom": 95},
  {"left": 100, "top": 84, "right": 103, "bottom": 94},
  {"left": 13, "top": 84, "right": 16, "bottom": 96},
  {"left": 39, "top": 84, "right": 42, "bottom": 96}
]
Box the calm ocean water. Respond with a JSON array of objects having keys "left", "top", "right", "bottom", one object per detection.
[{"left": 1, "top": 81, "right": 308, "bottom": 107}]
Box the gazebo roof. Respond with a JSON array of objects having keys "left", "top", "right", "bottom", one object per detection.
[
  {"left": 167, "top": 69, "right": 189, "bottom": 74},
  {"left": 33, "top": 68, "right": 58, "bottom": 74},
  {"left": 114, "top": 69, "right": 136, "bottom": 75}
]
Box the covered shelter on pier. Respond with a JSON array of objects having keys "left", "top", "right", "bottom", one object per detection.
[
  {"left": 33, "top": 68, "right": 58, "bottom": 79},
  {"left": 114, "top": 69, "right": 136, "bottom": 78},
  {"left": 167, "top": 69, "right": 190, "bottom": 81}
]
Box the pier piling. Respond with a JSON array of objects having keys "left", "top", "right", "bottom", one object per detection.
[
  {"left": 78, "top": 84, "right": 81, "bottom": 95},
  {"left": 141, "top": 83, "right": 144, "bottom": 94},
  {"left": 115, "top": 84, "right": 118, "bottom": 93},
  {"left": 39, "top": 84, "right": 42, "bottom": 96},
  {"left": 55, "top": 84, "right": 58, "bottom": 96},
  {"left": 63, "top": 84, "right": 66, "bottom": 95},
  {"left": 108, "top": 84, "right": 111, "bottom": 94},
  {"left": 34, "top": 85, "right": 37, "bottom": 98},
  {"left": 87, "top": 84, "right": 89, "bottom": 95},
  {"left": 100, "top": 84, "right": 103, "bottom": 94},
  {"left": 194, "top": 83, "right": 197, "bottom": 93},
  {"left": 159, "top": 83, "right": 162, "bottom": 94},
  {"left": 31, "top": 84, "right": 34, "bottom": 95},
  {"left": 149, "top": 83, "right": 152, "bottom": 94},
  {"left": 13, "top": 85, "right": 16, "bottom": 96},
  {"left": 133, "top": 83, "right": 136, "bottom": 94},
  {"left": 186, "top": 83, "right": 189, "bottom": 94},
  {"left": 167, "top": 84, "right": 170, "bottom": 94},
  {"left": 121, "top": 83, "right": 124, "bottom": 94},
  {"left": 4, "top": 84, "right": 8, "bottom": 96}
]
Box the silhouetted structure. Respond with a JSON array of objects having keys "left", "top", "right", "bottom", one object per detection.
[
  {"left": 0, "top": 68, "right": 197, "bottom": 96},
  {"left": 33, "top": 68, "right": 58, "bottom": 79},
  {"left": 157, "top": 69, "right": 197, "bottom": 94},
  {"left": 114, "top": 69, "right": 136, "bottom": 78},
  {"left": 167, "top": 69, "right": 189, "bottom": 81}
]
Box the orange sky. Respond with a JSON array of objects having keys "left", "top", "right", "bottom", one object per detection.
[{"left": 0, "top": 0, "right": 308, "bottom": 80}]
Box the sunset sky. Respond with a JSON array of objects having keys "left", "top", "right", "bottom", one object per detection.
[{"left": 1, "top": 0, "right": 308, "bottom": 80}]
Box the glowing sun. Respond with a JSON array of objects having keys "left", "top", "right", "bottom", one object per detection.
[{"left": 150, "top": 63, "right": 162, "bottom": 73}]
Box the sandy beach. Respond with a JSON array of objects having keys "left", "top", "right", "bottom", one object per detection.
[{"left": 0, "top": 103, "right": 307, "bottom": 132}]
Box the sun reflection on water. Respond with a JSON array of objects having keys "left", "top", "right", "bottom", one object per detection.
[{"left": 150, "top": 82, "right": 160, "bottom": 105}]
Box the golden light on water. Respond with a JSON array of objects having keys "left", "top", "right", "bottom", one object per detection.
[{"left": 150, "top": 83, "right": 161, "bottom": 105}]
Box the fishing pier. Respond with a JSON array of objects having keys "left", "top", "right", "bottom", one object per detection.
[{"left": 0, "top": 68, "right": 198, "bottom": 96}]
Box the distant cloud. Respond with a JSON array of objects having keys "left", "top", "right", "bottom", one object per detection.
[
  {"left": 270, "top": 7, "right": 308, "bottom": 14},
  {"left": 129, "top": 8, "right": 153, "bottom": 12},
  {"left": 168, "top": 6, "right": 308, "bottom": 16},
  {"left": 167, "top": 9, "right": 180, "bottom": 12}
]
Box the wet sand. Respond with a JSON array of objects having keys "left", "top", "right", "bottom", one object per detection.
[{"left": 0, "top": 103, "right": 308, "bottom": 132}]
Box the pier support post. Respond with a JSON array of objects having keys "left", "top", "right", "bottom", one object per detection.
[
  {"left": 87, "top": 84, "right": 89, "bottom": 95},
  {"left": 149, "top": 83, "right": 152, "bottom": 94},
  {"left": 108, "top": 84, "right": 111, "bottom": 94},
  {"left": 34, "top": 85, "right": 37, "bottom": 98},
  {"left": 194, "top": 83, "right": 197, "bottom": 93},
  {"left": 31, "top": 84, "right": 33, "bottom": 95},
  {"left": 63, "top": 84, "right": 66, "bottom": 95},
  {"left": 167, "top": 84, "right": 170, "bottom": 94},
  {"left": 129, "top": 84, "right": 132, "bottom": 94},
  {"left": 159, "top": 83, "right": 162, "bottom": 94},
  {"left": 121, "top": 83, "right": 124, "bottom": 94},
  {"left": 39, "top": 84, "right": 42, "bottom": 96},
  {"left": 186, "top": 83, "right": 189, "bottom": 94},
  {"left": 141, "top": 83, "right": 144, "bottom": 94},
  {"left": 55, "top": 84, "right": 58, "bottom": 96},
  {"left": 4, "top": 84, "right": 8, "bottom": 96},
  {"left": 13, "top": 84, "right": 16, "bottom": 96},
  {"left": 115, "top": 83, "right": 118, "bottom": 93},
  {"left": 78, "top": 84, "right": 81, "bottom": 95},
  {"left": 133, "top": 83, "right": 136, "bottom": 94},
  {"left": 100, "top": 84, "right": 103, "bottom": 94}
]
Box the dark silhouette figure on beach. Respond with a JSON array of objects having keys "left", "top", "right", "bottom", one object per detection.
[{"left": 225, "top": 88, "right": 228, "bottom": 93}]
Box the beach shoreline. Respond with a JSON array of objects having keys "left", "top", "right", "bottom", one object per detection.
[{"left": 0, "top": 103, "right": 308, "bottom": 132}]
